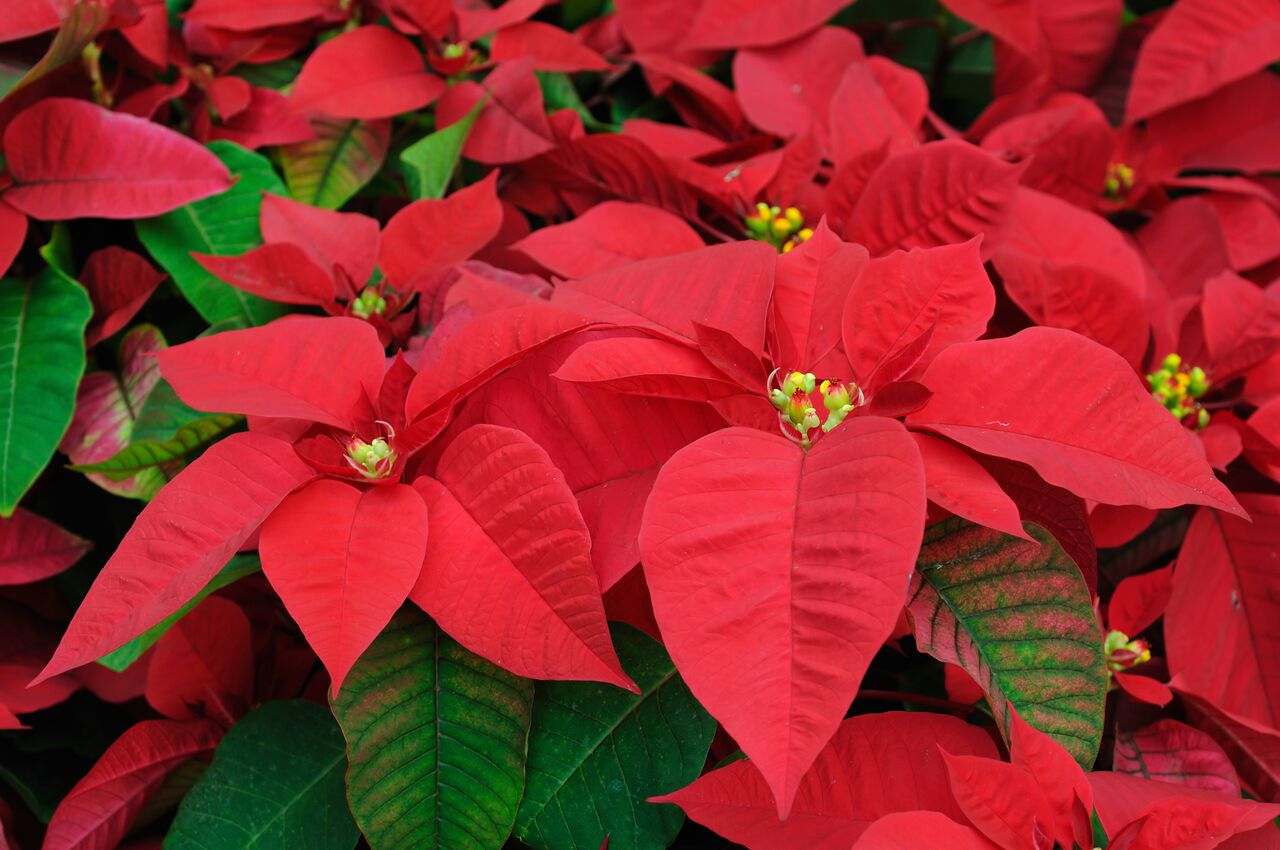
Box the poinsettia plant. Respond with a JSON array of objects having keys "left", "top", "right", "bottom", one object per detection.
[{"left": 1, "top": 0, "right": 1279, "bottom": 848}]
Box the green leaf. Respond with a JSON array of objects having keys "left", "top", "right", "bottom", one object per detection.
[
  {"left": 70, "top": 410, "right": 242, "bottom": 481},
  {"left": 515, "top": 624, "right": 715, "bottom": 850},
  {"left": 282, "top": 117, "right": 390, "bottom": 210},
  {"left": 400, "top": 103, "right": 483, "bottom": 201},
  {"left": 96, "top": 555, "right": 260, "bottom": 671},
  {"left": 0, "top": 3, "right": 111, "bottom": 103},
  {"left": 907, "top": 519, "right": 1108, "bottom": 768},
  {"left": 0, "top": 269, "right": 92, "bottom": 516},
  {"left": 136, "top": 141, "right": 290, "bottom": 327},
  {"left": 330, "top": 608, "right": 533, "bottom": 850},
  {"left": 165, "top": 701, "right": 358, "bottom": 850}
]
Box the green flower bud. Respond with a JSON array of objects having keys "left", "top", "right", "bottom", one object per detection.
[{"left": 1162, "top": 353, "right": 1182, "bottom": 372}]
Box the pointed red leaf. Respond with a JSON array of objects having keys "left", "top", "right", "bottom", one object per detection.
[
  {"left": 1200, "top": 271, "right": 1280, "bottom": 382},
  {"left": 682, "top": 0, "right": 849, "bottom": 49},
  {"left": 260, "top": 479, "right": 428, "bottom": 693},
  {"left": 410, "top": 425, "right": 633, "bottom": 689},
  {"left": 0, "top": 0, "right": 60, "bottom": 43},
  {"left": 378, "top": 172, "right": 503, "bottom": 290},
  {"left": 289, "top": 25, "right": 445, "bottom": 119},
  {"left": 1179, "top": 685, "right": 1280, "bottom": 802},
  {"left": 512, "top": 201, "right": 703, "bottom": 279},
  {"left": 145, "top": 596, "right": 253, "bottom": 721},
  {"left": 1166, "top": 496, "right": 1280, "bottom": 729},
  {"left": 1127, "top": 0, "right": 1280, "bottom": 122},
  {"left": 913, "top": 433, "right": 1026, "bottom": 539},
  {"left": 1010, "top": 710, "right": 1095, "bottom": 850},
  {"left": 1041, "top": 265, "right": 1149, "bottom": 370},
  {"left": 980, "top": 94, "right": 1111, "bottom": 209},
  {"left": 3, "top": 99, "right": 233, "bottom": 220},
  {"left": 1115, "top": 719, "right": 1240, "bottom": 795},
  {"left": 42, "top": 719, "right": 222, "bottom": 850},
  {"left": 1109, "top": 564, "right": 1173, "bottom": 638},
  {"left": 842, "top": 140, "right": 1025, "bottom": 259},
  {"left": 0, "top": 509, "right": 90, "bottom": 586},
  {"left": 553, "top": 241, "right": 775, "bottom": 354},
  {"left": 828, "top": 59, "right": 924, "bottom": 165},
  {"left": 36, "top": 433, "right": 315, "bottom": 683},
  {"left": 436, "top": 59, "right": 554, "bottom": 164},
  {"left": 1115, "top": 672, "right": 1174, "bottom": 707},
  {"left": 489, "top": 20, "right": 611, "bottom": 72},
  {"left": 0, "top": 202, "right": 26, "bottom": 279},
  {"left": 941, "top": 750, "right": 1056, "bottom": 850},
  {"left": 454, "top": 0, "right": 543, "bottom": 41},
  {"left": 184, "top": 0, "right": 343, "bottom": 30},
  {"left": 907, "top": 328, "right": 1243, "bottom": 516},
  {"left": 259, "top": 194, "right": 379, "bottom": 290},
  {"left": 639, "top": 418, "right": 926, "bottom": 817},
  {"left": 843, "top": 238, "right": 993, "bottom": 386},
  {"left": 80, "top": 247, "right": 166, "bottom": 348},
  {"left": 156, "top": 317, "right": 384, "bottom": 428},
  {"left": 771, "top": 222, "right": 870, "bottom": 376},
  {"left": 194, "top": 243, "right": 339, "bottom": 308},
  {"left": 554, "top": 336, "right": 741, "bottom": 402},
  {"left": 653, "top": 711, "right": 997, "bottom": 849},
  {"left": 851, "top": 812, "right": 1001, "bottom": 850},
  {"left": 1089, "top": 772, "right": 1280, "bottom": 850}
]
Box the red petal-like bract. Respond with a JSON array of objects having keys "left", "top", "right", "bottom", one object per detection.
[
  {"left": 0, "top": 202, "right": 26, "bottom": 279},
  {"left": 184, "top": 0, "right": 342, "bottom": 30},
  {"left": 378, "top": 172, "right": 503, "bottom": 290},
  {"left": 941, "top": 749, "right": 1056, "bottom": 850},
  {"left": 913, "top": 433, "right": 1026, "bottom": 539},
  {"left": 260, "top": 479, "right": 429, "bottom": 694},
  {"left": 1179, "top": 686, "right": 1280, "bottom": 802},
  {"left": 36, "top": 433, "right": 315, "bottom": 683},
  {"left": 1089, "top": 771, "right": 1280, "bottom": 850},
  {"left": 489, "top": 20, "right": 612, "bottom": 72},
  {"left": 1114, "top": 719, "right": 1241, "bottom": 795},
  {"left": 410, "top": 425, "right": 633, "bottom": 690},
  {"left": 1108, "top": 564, "right": 1173, "bottom": 638},
  {"left": 42, "top": 719, "right": 222, "bottom": 850},
  {"left": 513, "top": 201, "right": 703, "bottom": 279},
  {"left": 289, "top": 25, "right": 445, "bottom": 119},
  {"left": 850, "top": 812, "right": 1000, "bottom": 850},
  {"left": 81, "top": 247, "right": 166, "bottom": 348},
  {"left": 907, "top": 328, "right": 1244, "bottom": 516},
  {"left": 682, "top": 0, "right": 850, "bottom": 49},
  {"left": 3, "top": 99, "right": 233, "bottom": 220},
  {"left": 842, "top": 140, "right": 1025, "bottom": 259},
  {"left": 194, "top": 243, "right": 339, "bottom": 307},
  {"left": 653, "top": 711, "right": 997, "bottom": 849},
  {"left": 156, "top": 317, "right": 384, "bottom": 429},
  {"left": 639, "top": 419, "right": 925, "bottom": 817},
  {"left": 436, "top": 59, "right": 555, "bottom": 164},
  {"left": 843, "top": 238, "right": 993, "bottom": 385},
  {"left": 1126, "top": 0, "right": 1280, "bottom": 123},
  {"left": 0, "top": 509, "right": 90, "bottom": 586},
  {"left": 1166, "top": 496, "right": 1280, "bottom": 729},
  {"left": 259, "top": 194, "right": 379, "bottom": 290},
  {"left": 145, "top": 596, "right": 254, "bottom": 721},
  {"left": 1010, "top": 711, "right": 1094, "bottom": 850}
]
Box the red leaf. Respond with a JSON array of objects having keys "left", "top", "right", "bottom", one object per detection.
[
  {"left": 436, "top": 59, "right": 554, "bottom": 164},
  {"left": 1115, "top": 719, "right": 1241, "bottom": 795},
  {"left": 259, "top": 194, "right": 379, "bottom": 291},
  {"left": 681, "top": 0, "right": 850, "bottom": 49},
  {"left": 0, "top": 202, "right": 26, "bottom": 279},
  {"left": 80, "top": 247, "right": 166, "bottom": 348},
  {"left": 653, "top": 712, "right": 998, "bottom": 849},
  {"left": 907, "top": 328, "right": 1243, "bottom": 516},
  {"left": 1179, "top": 686, "right": 1280, "bottom": 802},
  {"left": 3, "top": 99, "right": 233, "bottom": 220},
  {"left": 454, "top": 0, "right": 543, "bottom": 41},
  {"left": 1115, "top": 672, "right": 1174, "bottom": 707},
  {"left": 554, "top": 336, "right": 742, "bottom": 402},
  {"left": 1200, "top": 271, "right": 1280, "bottom": 382},
  {"left": 842, "top": 140, "right": 1026, "bottom": 259},
  {"left": 145, "top": 596, "right": 253, "bottom": 721},
  {"left": 289, "top": 25, "right": 445, "bottom": 119},
  {"left": 913, "top": 433, "right": 1026, "bottom": 539},
  {"left": 1089, "top": 771, "right": 1280, "bottom": 850},
  {"left": 42, "top": 719, "right": 222, "bottom": 850},
  {"left": 941, "top": 750, "right": 1056, "bottom": 850},
  {"left": 1010, "top": 710, "right": 1095, "bottom": 850},
  {"left": 553, "top": 241, "right": 775, "bottom": 354},
  {"left": 1109, "top": 564, "right": 1174, "bottom": 638},
  {"left": 378, "top": 172, "right": 503, "bottom": 290},
  {"left": 0, "top": 509, "right": 90, "bottom": 586},
  {"left": 843, "top": 238, "right": 993, "bottom": 386},
  {"left": 980, "top": 94, "right": 1111, "bottom": 209},
  {"left": 1041, "top": 265, "right": 1149, "bottom": 370},
  {"left": 512, "top": 201, "right": 703, "bottom": 279},
  {"left": 828, "top": 59, "right": 924, "bottom": 165},
  {"left": 851, "top": 811, "right": 1001, "bottom": 850},
  {"left": 1126, "top": 0, "right": 1280, "bottom": 122},
  {"left": 771, "top": 222, "right": 870, "bottom": 376},
  {"left": 194, "top": 243, "right": 339, "bottom": 307},
  {"left": 1166, "top": 497, "right": 1280, "bottom": 728},
  {"left": 0, "top": 0, "right": 60, "bottom": 43},
  {"left": 639, "top": 418, "right": 926, "bottom": 817},
  {"left": 489, "top": 20, "right": 611, "bottom": 72},
  {"left": 260, "top": 479, "right": 429, "bottom": 693},
  {"left": 156, "top": 317, "right": 384, "bottom": 429},
  {"left": 184, "top": 0, "right": 343, "bottom": 30},
  {"left": 410, "top": 425, "right": 633, "bottom": 689},
  {"left": 36, "top": 433, "right": 315, "bottom": 683}
]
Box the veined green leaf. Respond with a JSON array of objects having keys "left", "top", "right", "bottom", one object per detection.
[
  {"left": 136, "top": 141, "right": 289, "bottom": 327},
  {"left": 165, "top": 700, "right": 358, "bottom": 850},
  {"left": 400, "top": 101, "right": 484, "bottom": 200},
  {"left": 282, "top": 117, "right": 390, "bottom": 210},
  {"left": 70, "top": 412, "right": 242, "bottom": 481},
  {"left": 515, "top": 624, "right": 715, "bottom": 850},
  {"left": 0, "top": 269, "right": 92, "bottom": 516},
  {"left": 330, "top": 608, "right": 533, "bottom": 850},
  {"left": 907, "top": 519, "right": 1108, "bottom": 768},
  {"left": 96, "top": 555, "right": 260, "bottom": 671}
]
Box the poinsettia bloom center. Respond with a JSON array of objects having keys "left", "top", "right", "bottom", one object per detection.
[
  {"left": 1104, "top": 161, "right": 1135, "bottom": 199},
  {"left": 350, "top": 287, "right": 388, "bottom": 320},
  {"left": 1104, "top": 629, "right": 1152, "bottom": 674},
  {"left": 345, "top": 423, "right": 398, "bottom": 479},
  {"left": 745, "top": 203, "right": 814, "bottom": 254},
  {"left": 1147, "top": 353, "right": 1210, "bottom": 429},
  {"left": 768, "top": 370, "right": 864, "bottom": 447}
]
